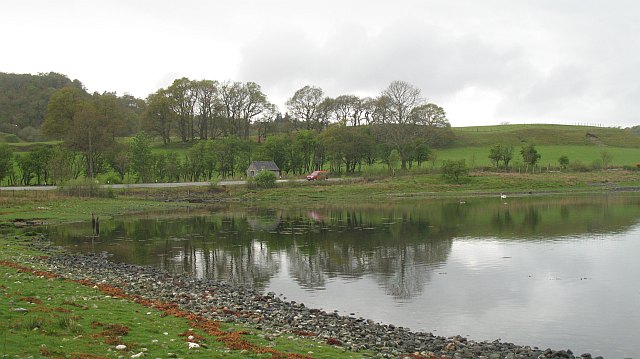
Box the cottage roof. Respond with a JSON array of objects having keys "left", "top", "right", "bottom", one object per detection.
[{"left": 248, "top": 161, "right": 280, "bottom": 171}]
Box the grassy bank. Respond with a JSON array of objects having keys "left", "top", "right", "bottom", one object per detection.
[
  {"left": 0, "top": 234, "right": 365, "bottom": 358},
  {"left": 234, "top": 170, "right": 640, "bottom": 207},
  {"left": 1, "top": 169, "right": 640, "bottom": 357}
]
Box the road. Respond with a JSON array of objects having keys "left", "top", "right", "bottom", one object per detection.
[{"left": 0, "top": 178, "right": 336, "bottom": 191}]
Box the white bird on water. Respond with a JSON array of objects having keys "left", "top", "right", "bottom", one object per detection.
[{"left": 500, "top": 193, "right": 507, "bottom": 199}]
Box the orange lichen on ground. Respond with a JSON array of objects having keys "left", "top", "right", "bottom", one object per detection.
[
  {"left": 0, "top": 259, "right": 311, "bottom": 359},
  {"left": 20, "top": 296, "right": 42, "bottom": 304}
]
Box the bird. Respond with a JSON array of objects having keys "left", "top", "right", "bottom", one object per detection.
[{"left": 500, "top": 193, "right": 507, "bottom": 199}]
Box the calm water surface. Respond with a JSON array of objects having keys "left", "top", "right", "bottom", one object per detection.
[{"left": 49, "top": 195, "right": 640, "bottom": 358}]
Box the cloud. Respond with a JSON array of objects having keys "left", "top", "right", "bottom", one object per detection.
[
  {"left": 5, "top": 0, "right": 640, "bottom": 126},
  {"left": 238, "top": 19, "right": 531, "bottom": 112}
]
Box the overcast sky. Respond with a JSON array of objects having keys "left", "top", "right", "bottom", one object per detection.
[{"left": 3, "top": 0, "right": 640, "bottom": 127}]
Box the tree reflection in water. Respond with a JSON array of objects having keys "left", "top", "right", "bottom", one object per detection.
[{"left": 49, "top": 195, "right": 640, "bottom": 299}]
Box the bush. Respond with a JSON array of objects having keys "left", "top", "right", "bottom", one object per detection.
[
  {"left": 569, "top": 160, "right": 591, "bottom": 172},
  {"left": 441, "top": 159, "right": 469, "bottom": 184},
  {"left": 57, "top": 178, "right": 115, "bottom": 198},
  {"left": 558, "top": 155, "right": 569, "bottom": 170},
  {"left": 3, "top": 134, "right": 21, "bottom": 143},
  {"left": 252, "top": 170, "right": 277, "bottom": 189}
]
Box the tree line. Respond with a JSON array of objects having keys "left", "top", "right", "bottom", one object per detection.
[{"left": 0, "top": 78, "right": 455, "bottom": 185}]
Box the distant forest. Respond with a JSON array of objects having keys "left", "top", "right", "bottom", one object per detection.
[
  {"left": 0, "top": 72, "right": 144, "bottom": 141},
  {"left": 0, "top": 71, "right": 457, "bottom": 185}
]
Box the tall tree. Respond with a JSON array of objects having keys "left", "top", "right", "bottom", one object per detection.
[
  {"left": 0, "top": 144, "right": 13, "bottom": 184},
  {"left": 371, "top": 81, "right": 423, "bottom": 169},
  {"left": 129, "top": 132, "right": 154, "bottom": 183},
  {"left": 521, "top": 143, "right": 541, "bottom": 166},
  {"left": 142, "top": 89, "right": 174, "bottom": 145},
  {"left": 42, "top": 90, "right": 125, "bottom": 178},
  {"left": 286, "top": 85, "right": 325, "bottom": 131},
  {"left": 411, "top": 103, "right": 449, "bottom": 127},
  {"left": 41, "top": 86, "right": 87, "bottom": 137},
  {"left": 219, "top": 81, "right": 273, "bottom": 138},
  {"left": 193, "top": 80, "right": 221, "bottom": 140},
  {"left": 167, "top": 78, "right": 196, "bottom": 142}
]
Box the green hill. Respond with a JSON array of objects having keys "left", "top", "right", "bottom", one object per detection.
[{"left": 452, "top": 124, "right": 640, "bottom": 148}]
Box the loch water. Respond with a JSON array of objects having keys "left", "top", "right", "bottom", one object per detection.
[{"left": 49, "top": 194, "right": 640, "bottom": 358}]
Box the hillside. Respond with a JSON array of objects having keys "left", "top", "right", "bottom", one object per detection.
[
  {"left": 0, "top": 72, "right": 80, "bottom": 138},
  {"left": 451, "top": 124, "right": 640, "bottom": 148}
]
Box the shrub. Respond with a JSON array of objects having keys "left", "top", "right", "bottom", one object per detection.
[
  {"left": 558, "top": 155, "right": 569, "bottom": 170},
  {"left": 252, "top": 170, "right": 277, "bottom": 189},
  {"left": 569, "top": 160, "right": 590, "bottom": 172},
  {"left": 3, "top": 134, "right": 21, "bottom": 143},
  {"left": 57, "top": 178, "right": 115, "bottom": 198},
  {"left": 441, "top": 159, "right": 469, "bottom": 184}
]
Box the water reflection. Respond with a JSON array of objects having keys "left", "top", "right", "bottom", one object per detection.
[
  {"left": 48, "top": 194, "right": 640, "bottom": 358},
  {"left": 49, "top": 195, "right": 640, "bottom": 297}
]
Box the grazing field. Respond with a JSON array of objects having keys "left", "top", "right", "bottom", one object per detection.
[{"left": 437, "top": 145, "right": 640, "bottom": 168}]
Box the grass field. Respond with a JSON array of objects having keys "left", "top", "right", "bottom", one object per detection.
[{"left": 436, "top": 145, "right": 640, "bottom": 168}]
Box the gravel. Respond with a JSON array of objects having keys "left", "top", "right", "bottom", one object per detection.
[{"left": 28, "top": 236, "right": 599, "bottom": 359}]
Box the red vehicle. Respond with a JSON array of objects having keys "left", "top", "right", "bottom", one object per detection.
[{"left": 306, "top": 170, "right": 328, "bottom": 181}]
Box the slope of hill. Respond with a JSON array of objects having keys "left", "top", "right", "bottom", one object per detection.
[
  {"left": 0, "top": 72, "right": 80, "bottom": 135},
  {"left": 452, "top": 124, "right": 640, "bottom": 148}
]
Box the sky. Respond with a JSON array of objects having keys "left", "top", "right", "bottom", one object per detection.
[{"left": 3, "top": 0, "right": 640, "bottom": 127}]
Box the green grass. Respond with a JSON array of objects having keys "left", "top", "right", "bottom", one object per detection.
[
  {"left": 0, "top": 234, "right": 367, "bottom": 358},
  {"left": 235, "top": 171, "right": 640, "bottom": 208},
  {"left": 0, "top": 194, "right": 200, "bottom": 225},
  {"left": 437, "top": 145, "right": 640, "bottom": 168}
]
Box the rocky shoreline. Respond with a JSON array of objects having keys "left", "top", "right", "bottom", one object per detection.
[{"left": 29, "top": 237, "right": 599, "bottom": 359}]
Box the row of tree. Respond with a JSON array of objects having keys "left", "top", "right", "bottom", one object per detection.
[
  {"left": 32, "top": 79, "right": 452, "bottom": 181},
  {"left": 488, "top": 143, "right": 541, "bottom": 169},
  {"left": 0, "top": 123, "right": 439, "bottom": 186}
]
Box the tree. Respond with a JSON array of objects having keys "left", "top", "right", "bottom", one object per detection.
[
  {"left": 412, "top": 141, "right": 431, "bottom": 168},
  {"left": 167, "top": 78, "right": 196, "bottom": 142},
  {"left": 43, "top": 90, "right": 125, "bottom": 178},
  {"left": 0, "top": 144, "right": 13, "bottom": 184},
  {"left": 411, "top": 103, "right": 449, "bottom": 127},
  {"left": 321, "top": 125, "right": 375, "bottom": 173},
  {"left": 28, "top": 146, "right": 52, "bottom": 184},
  {"left": 520, "top": 143, "right": 541, "bottom": 167},
  {"left": 286, "top": 85, "right": 325, "bottom": 131},
  {"left": 219, "top": 81, "right": 274, "bottom": 138},
  {"left": 556, "top": 155, "right": 569, "bottom": 170},
  {"left": 47, "top": 144, "right": 82, "bottom": 184},
  {"left": 193, "top": 80, "right": 222, "bottom": 140},
  {"left": 129, "top": 132, "right": 154, "bottom": 183},
  {"left": 388, "top": 149, "right": 401, "bottom": 173},
  {"left": 142, "top": 89, "right": 174, "bottom": 145},
  {"left": 292, "top": 130, "right": 320, "bottom": 173},
  {"left": 441, "top": 159, "right": 469, "bottom": 184},
  {"left": 333, "top": 95, "right": 368, "bottom": 126},
  {"left": 41, "top": 86, "right": 87, "bottom": 137},
  {"left": 214, "top": 137, "right": 251, "bottom": 178},
  {"left": 371, "top": 81, "right": 426, "bottom": 169},
  {"left": 383, "top": 80, "right": 422, "bottom": 125},
  {"left": 489, "top": 144, "right": 514, "bottom": 169},
  {"left": 165, "top": 152, "right": 182, "bottom": 182},
  {"left": 105, "top": 142, "right": 129, "bottom": 182},
  {"left": 257, "top": 135, "right": 291, "bottom": 174}
]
